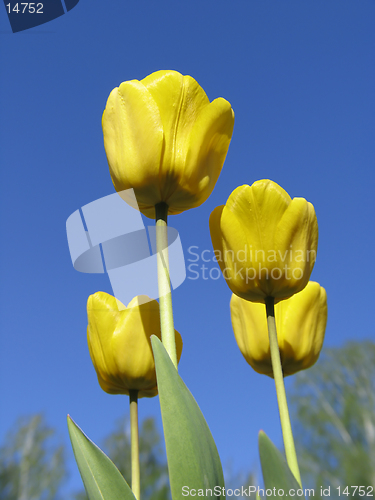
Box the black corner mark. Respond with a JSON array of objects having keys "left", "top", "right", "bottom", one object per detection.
[{"left": 3, "top": 0, "right": 80, "bottom": 33}]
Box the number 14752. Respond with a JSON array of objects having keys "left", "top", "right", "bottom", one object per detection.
[
  {"left": 337, "top": 486, "right": 373, "bottom": 496},
  {"left": 6, "top": 3, "right": 43, "bottom": 14}
]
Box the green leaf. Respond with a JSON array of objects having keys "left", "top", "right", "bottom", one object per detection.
[
  {"left": 259, "top": 431, "right": 303, "bottom": 497},
  {"left": 67, "top": 415, "right": 136, "bottom": 500},
  {"left": 151, "top": 336, "right": 225, "bottom": 500}
]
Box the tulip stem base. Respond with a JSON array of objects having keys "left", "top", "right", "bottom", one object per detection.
[
  {"left": 155, "top": 202, "right": 178, "bottom": 369},
  {"left": 265, "top": 297, "right": 302, "bottom": 487},
  {"left": 130, "top": 390, "right": 141, "bottom": 500}
]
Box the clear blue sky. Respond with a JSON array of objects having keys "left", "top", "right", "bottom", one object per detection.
[{"left": 1, "top": 0, "right": 374, "bottom": 495}]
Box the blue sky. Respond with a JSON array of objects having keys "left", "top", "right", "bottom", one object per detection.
[{"left": 1, "top": 0, "right": 374, "bottom": 495}]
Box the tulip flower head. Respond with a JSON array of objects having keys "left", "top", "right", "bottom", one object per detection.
[
  {"left": 230, "top": 281, "right": 327, "bottom": 377},
  {"left": 102, "top": 70, "right": 235, "bottom": 218},
  {"left": 87, "top": 292, "right": 183, "bottom": 397},
  {"left": 210, "top": 180, "right": 319, "bottom": 303}
]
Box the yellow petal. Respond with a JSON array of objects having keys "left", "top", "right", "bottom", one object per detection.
[
  {"left": 210, "top": 204, "right": 254, "bottom": 297},
  {"left": 111, "top": 300, "right": 159, "bottom": 389},
  {"left": 87, "top": 292, "right": 125, "bottom": 393},
  {"left": 141, "top": 71, "right": 209, "bottom": 200},
  {"left": 167, "top": 98, "right": 234, "bottom": 214},
  {"left": 277, "top": 282, "right": 327, "bottom": 375},
  {"left": 230, "top": 293, "right": 273, "bottom": 376},
  {"left": 87, "top": 293, "right": 121, "bottom": 370},
  {"left": 244, "top": 181, "right": 292, "bottom": 251},
  {"left": 209, "top": 205, "right": 233, "bottom": 280},
  {"left": 102, "top": 80, "right": 163, "bottom": 207},
  {"left": 211, "top": 182, "right": 291, "bottom": 300},
  {"left": 274, "top": 198, "right": 319, "bottom": 299}
]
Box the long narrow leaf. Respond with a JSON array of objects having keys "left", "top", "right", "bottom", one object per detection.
[
  {"left": 151, "top": 336, "right": 225, "bottom": 499},
  {"left": 259, "top": 431, "right": 303, "bottom": 497},
  {"left": 67, "top": 415, "right": 135, "bottom": 500}
]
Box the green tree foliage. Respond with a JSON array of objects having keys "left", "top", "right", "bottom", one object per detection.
[
  {"left": 289, "top": 341, "right": 375, "bottom": 497},
  {"left": 224, "top": 462, "right": 259, "bottom": 499},
  {"left": 0, "top": 414, "right": 66, "bottom": 500},
  {"left": 9, "top": 343, "right": 372, "bottom": 500},
  {"left": 105, "top": 416, "right": 170, "bottom": 500}
]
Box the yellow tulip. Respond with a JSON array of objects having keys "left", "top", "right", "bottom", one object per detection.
[
  {"left": 87, "top": 292, "right": 183, "bottom": 397},
  {"left": 102, "top": 70, "right": 235, "bottom": 218},
  {"left": 210, "top": 180, "right": 319, "bottom": 303},
  {"left": 230, "top": 281, "right": 327, "bottom": 377}
]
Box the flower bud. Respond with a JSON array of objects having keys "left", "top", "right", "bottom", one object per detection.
[
  {"left": 102, "top": 70, "right": 234, "bottom": 218},
  {"left": 87, "top": 292, "right": 183, "bottom": 397},
  {"left": 210, "top": 180, "right": 319, "bottom": 302}
]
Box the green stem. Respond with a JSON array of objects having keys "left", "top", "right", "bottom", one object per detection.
[
  {"left": 265, "top": 296, "right": 302, "bottom": 487},
  {"left": 155, "top": 202, "right": 178, "bottom": 369},
  {"left": 129, "top": 390, "right": 140, "bottom": 500}
]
